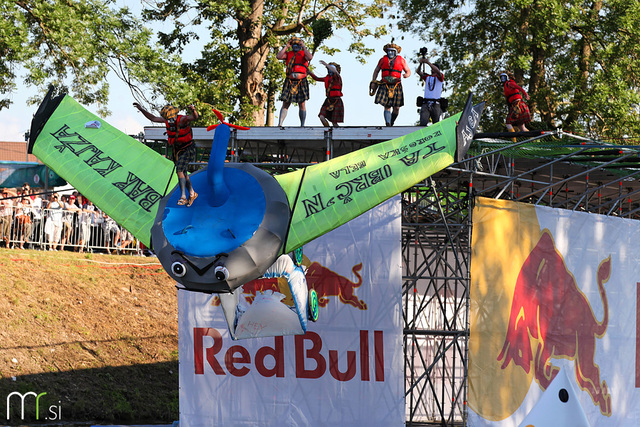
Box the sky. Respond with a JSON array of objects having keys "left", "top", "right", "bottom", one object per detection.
[{"left": 0, "top": 5, "right": 439, "bottom": 142}]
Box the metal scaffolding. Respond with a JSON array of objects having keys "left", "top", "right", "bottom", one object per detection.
[
  {"left": 144, "top": 126, "right": 640, "bottom": 426},
  {"left": 401, "top": 129, "right": 640, "bottom": 426}
]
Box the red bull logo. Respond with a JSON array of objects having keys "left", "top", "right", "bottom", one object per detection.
[
  {"left": 240, "top": 277, "right": 295, "bottom": 306},
  {"left": 210, "top": 259, "right": 367, "bottom": 311},
  {"left": 304, "top": 261, "right": 367, "bottom": 310},
  {"left": 497, "top": 230, "right": 612, "bottom": 416}
]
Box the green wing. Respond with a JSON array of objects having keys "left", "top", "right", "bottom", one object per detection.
[
  {"left": 276, "top": 111, "right": 462, "bottom": 253},
  {"left": 28, "top": 91, "right": 176, "bottom": 247}
]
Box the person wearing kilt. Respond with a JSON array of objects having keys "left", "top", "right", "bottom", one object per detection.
[
  {"left": 370, "top": 42, "right": 411, "bottom": 126},
  {"left": 500, "top": 71, "right": 531, "bottom": 132},
  {"left": 309, "top": 60, "right": 344, "bottom": 127},
  {"left": 276, "top": 36, "right": 313, "bottom": 126},
  {"left": 133, "top": 102, "right": 200, "bottom": 207}
]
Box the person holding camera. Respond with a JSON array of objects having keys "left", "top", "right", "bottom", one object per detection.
[
  {"left": 371, "top": 42, "right": 411, "bottom": 126},
  {"left": 417, "top": 56, "right": 445, "bottom": 126},
  {"left": 276, "top": 36, "right": 313, "bottom": 126}
]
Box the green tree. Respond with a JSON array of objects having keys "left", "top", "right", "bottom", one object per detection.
[
  {"left": 398, "top": 0, "right": 640, "bottom": 139},
  {"left": 142, "top": 0, "right": 390, "bottom": 126},
  {"left": 3, "top": 0, "right": 181, "bottom": 116}
]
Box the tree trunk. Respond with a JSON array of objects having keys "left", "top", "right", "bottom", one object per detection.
[
  {"left": 514, "top": 6, "right": 530, "bottom": 84},
  {"left": 564, "top": 0, "right": 602, "bottom": 129},
  {"left": 237, "top": 0, "right": 269, "bottom": 126},
  {"left": 265, "top": 83, "right": 277, "bottom": 126}
]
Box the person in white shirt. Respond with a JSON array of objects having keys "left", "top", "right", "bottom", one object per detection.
[
  {"left": 78, "top": 200, "right": 95, "bottom": 253},
  {"left": 417, "top": 58, "right": 445, "bottom": 126},
  {"left": 45, "top": 193, "right": 63, "bottom": 251}
]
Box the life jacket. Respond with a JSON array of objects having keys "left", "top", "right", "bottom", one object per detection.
[
  {"left": 165, "top": 115, "right": 193, "bottom": 149},
  {"left": 325, "top": 75, "right": 343, "bottom": 98},
  {"left": 286, "top": 51, "right": 309, "bottom": 78},
  {"left": 503, "top": 81, "right": 524, "bottom": 103},
  {"left": 380, "top": 56, "right": 404, "bottom": 80}
]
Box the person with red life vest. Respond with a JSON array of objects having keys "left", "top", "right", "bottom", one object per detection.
[
  {"left": 276, "top": 36, "right": 313, "bottom": 126},
  {"left": 370, "top": 42, "right": 411, "bottom": 126},
  {"left": 309, "top": 60, "right": 344, "bottom": 127},
  {"left": 499, "top": 71, "right": 531, "bottom": 133},
  {"left": 133, "top": 102, "right": 200, "bottom": 206}
]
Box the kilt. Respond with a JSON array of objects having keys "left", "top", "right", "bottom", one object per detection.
[
  {"left": 174, "top": 143, "right": 196, "bottom": 173},
  {"left": 374, "top": 81, "right": 404, "bottom": 108},
  {"left": 280, "top": 77, "right": 310, "bottom": 104},
  {"left": 506, "top": 99, "right": 531, "bottom": 126},
  {"left": 319, "top": 97, "right": 344, "bottom": 123}
]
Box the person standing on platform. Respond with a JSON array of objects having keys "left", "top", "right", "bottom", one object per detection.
[
  {"left": 371, "top": 42, "right": 411, "bottom": 126},
  {"left": 276, "top": 37, "right": 313, "bottom": 126},
  {"left": 309, "top": 60, "right": 344, "bottom": 127},
  {"left": 417, "top": 58, "right": 445, "bottom": 126},
  {"left": 500, "top": 71, "right": 531, "bottom": 133},
  {"left": 133, "top": 102, "right": 199, "bottom": 206}
]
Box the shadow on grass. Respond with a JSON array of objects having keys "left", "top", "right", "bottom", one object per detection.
[{"left": 0, "top": 361, "right": 179, "bottom": 426}]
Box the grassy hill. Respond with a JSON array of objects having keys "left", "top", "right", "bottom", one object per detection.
[{"left": 0, "top": 249, "right": 178, "bottom": 425}]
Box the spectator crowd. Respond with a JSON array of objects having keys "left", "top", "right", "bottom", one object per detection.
[{"left": 0, "top": 183, "right": 142, "bottom": 254}]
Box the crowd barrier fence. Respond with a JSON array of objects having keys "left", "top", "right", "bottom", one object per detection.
[{"left": 0, "top": 205, "right": 144, "bottom": 255}]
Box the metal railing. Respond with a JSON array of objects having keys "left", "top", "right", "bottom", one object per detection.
[{"left": 0, "top": 205, "right": 144, "bottom": 254}]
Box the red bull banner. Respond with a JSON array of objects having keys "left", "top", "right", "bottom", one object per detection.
[
  {"left": 177, "top": 196, "right": 403, "bottom": 426},
  {"left": 469, "top": 197, "right": 640, "bottom": 426}
]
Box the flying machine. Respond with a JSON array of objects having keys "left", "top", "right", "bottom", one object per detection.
[{"left": 28, "top": 87, "right": 483, "bottom": 338}]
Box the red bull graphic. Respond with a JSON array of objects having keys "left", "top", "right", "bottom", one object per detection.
[
  {"left": 240, "top": 277, "right": 295, "bottom": 306},
  {"left": 497, "top": 230, "right": 612, "bottom": 416},
  {"left": 209, "top": 260, "right": 367, "bottom": 311},
  {"left": 305, "top": 261, "right": 367, "bottom": 310}
]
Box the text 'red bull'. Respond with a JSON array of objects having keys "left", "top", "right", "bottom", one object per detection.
[
  {"left": 194, "top": 328, "right": 384, "bottom": 382},
  {"left": 497, "top": 230, "right": 612, "bottom": 416}
]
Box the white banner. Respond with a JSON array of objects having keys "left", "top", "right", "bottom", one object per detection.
[
  {"left": 178, "top": 196, "right": 403, "bottom": 427},
  {"left": 469, "top": 198, "right": 640, "bottom": 426}
]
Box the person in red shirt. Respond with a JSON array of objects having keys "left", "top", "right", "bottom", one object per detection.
[
  {"left": 276, "top": 37, "right": 313, "bottom": 126},
  {"left": 371, "top": 42, "right": 411, "bottom": 126},
  {"left": 500, "top": 71, "right": 531, "bottom": 132},
  {"left": 309, "top": 60, "right": 344, "bottom": 127}
]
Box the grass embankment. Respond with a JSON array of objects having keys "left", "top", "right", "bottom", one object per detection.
[{"left": 0, "top": 249, "right": 178, "bottom": 425}]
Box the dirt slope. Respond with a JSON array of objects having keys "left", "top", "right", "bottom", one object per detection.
[{"left": 0, "top": 249, "right": 179, "bottom": 425}]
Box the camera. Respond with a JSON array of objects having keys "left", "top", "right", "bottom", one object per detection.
[{"left": 419, "top": 47, "right": 429, "bottom": 58}]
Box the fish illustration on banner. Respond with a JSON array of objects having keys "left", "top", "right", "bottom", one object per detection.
[{"left": 28, "top": 87, "right": 483, "bottom": 339}]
